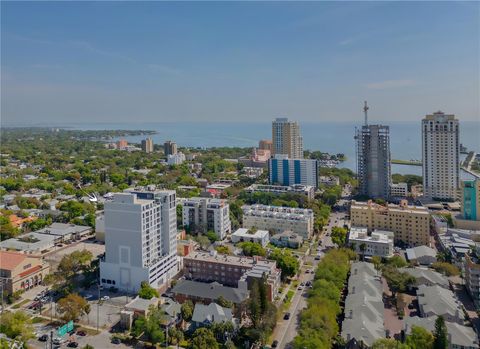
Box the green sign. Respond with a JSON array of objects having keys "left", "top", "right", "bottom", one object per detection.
[{"left": 57, "top": 321, "right": 74, "bottom": 337}]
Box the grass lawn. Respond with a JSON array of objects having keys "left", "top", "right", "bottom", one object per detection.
[
  {"left": 12, "top": 299, "right": 30, "bottom": 309},
  {"left": 32, "top": 317, "right": 47, "bottom": 324}
]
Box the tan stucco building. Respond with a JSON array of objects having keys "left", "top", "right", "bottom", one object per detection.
[
  {"left": 0, "top": 251, "right": 50, "bottom": 294},
  {"left": 350, "top": 200, "right": 430, "bottom": 246}
]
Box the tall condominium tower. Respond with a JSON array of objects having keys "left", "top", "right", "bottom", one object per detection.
[
  {"left": 164, "top": 140, "right": 178, "bottom": 156},
  {"left": 272, "top": 118, "right": 303, "bottom": 159},
  {"left": 141, "top": 137, "right": 154, "bottom": 153},
  {"left": 422, "top": 111, "right": 459, "bottom": 201},
  {"left": 355, "top": 102, "right": 391, "bottom": 199},
  {"left": 100, "top": 188, "right": 178, "bottom": 291}
]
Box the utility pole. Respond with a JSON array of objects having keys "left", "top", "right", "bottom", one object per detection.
[
  {"left": 97, "top": 282, "right": 100, "bottom": 332},
  {"left": 50, "top": 330, "right": 53, "bottom": 349}
]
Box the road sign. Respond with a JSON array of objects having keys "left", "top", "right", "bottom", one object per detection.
[{"left": 57, "top": 321, "right": 74, "bottom": 337}]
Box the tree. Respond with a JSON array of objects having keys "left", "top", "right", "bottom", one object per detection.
[
  {"left": 269, "top": 248, "right": 299, "bottom": 280},
  {"left": 216, "top": 296, "right": 233, "bottom": 308},
  {"left": 57, "top": 293, "right": 90, "bottom": 322},
  {"left": 406, "top": 325, "right": 434, "bottom": 349},
  {"left": 238, "top": 241, "right": 266, "bottom": 257},
  {"left": 205, "top": 231, "right": 219, "bottom": 242},
  {"left": 372, "top": 256, "right": 382, "bottom": 274},
  {"left": 58, "top": 250, "right": 93, "bottom": 279},
  {"left": 168, "top": 327, "right": 184, "bottom": 346},
  {"left": 0, "top": 311, "right": 35, "bottom": 341},
  {"left": 196, "top": 235, "right": 211, "bottom": 250},
  {"left": 330, "top": 227, "right": 347, "bottom": 246},
  {"left": 382, "top": 266, "right": 416, "bottom": 296},
  {"left": 190, "top": 328, "right": 219, "bottom": 349},
  {"left": 138, "top": 281, "right": 159, "bottom": 300},
  {"left": 432, "top": 262, "right": 460, "bottom": 277},
  {"left": 181, "top": 300, "right": 194, "bottom": 321},
  {"left": 433, "top": 316, "right": 448, "bottom": 349},
  {"left": 215, "top": 245, "right": 231, "bottom": 255},
  {"left": 386, "top": 255, "right": 408, "bottom": 268},
  {"left": 372, "top": 338, "right": 409, "bottom": 349},
  {"left": 132, "top": 307, "right": 165, "bottom": 344}
]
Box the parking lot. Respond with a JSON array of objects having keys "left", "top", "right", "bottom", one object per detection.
[{"left": 44, "top": 240, "right": 105, "bottom": 267}]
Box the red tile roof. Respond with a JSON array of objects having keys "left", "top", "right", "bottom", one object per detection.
[
  {"left": 19, "top": 265, "right": 42, "bottom": 278},
  {"left": 0, "top": 251, "right": 27, "bottom": 271}
]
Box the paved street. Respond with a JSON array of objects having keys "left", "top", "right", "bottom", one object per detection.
[{"left": 270, "top": 185, "right": 351, "bottom": 348}]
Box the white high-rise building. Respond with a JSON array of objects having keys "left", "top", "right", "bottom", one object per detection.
[
  {"left": 422, "top": 111, "right": 460, "bottom": 201},
  {"left": 100, "top": 189, "right": 179, "bottom": 292},
  {"left": 182, "top": 198, "right": 231, "bottom": 240},
  {"left": 272, "top": 118, "right": 303, "bottom": 159}
]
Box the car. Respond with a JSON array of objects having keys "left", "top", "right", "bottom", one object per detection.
[
  {"left": 101, "top": 295, "right": 110, "bottom": 301},
  {"left": 305, "top": 269, "right": 309, "bottom": 273},
  {"left": 111, "top": 338, "right": 121, "bottom": 344},
  {"left": 300, "top": 282, "right": 305, "bottom": 286},
  {"left": 38, "top": 334, "right": 49, "bottom": 342},
  {"left": 84, "top": 294, "right": 93, "bottom": 299},
  {"left": 283, "top": 312, "right": 291, "bottom": 320},
  {"left": 297, "top": 286, "right": 302, "bottom": 290},
  {"left": 76, "top": 331, "right": 86, "bottom": 337},
  {"left": 53, "top": 338, "right": 63, "bottom": 345},
  {"left": 306, "top": 281, "right": 312, "bottom": 287},
  {"left": 271, "top": 340, "right": 279, "bottom": 348},
  {"left": 314, "top": 256, "right": 321, "bottom": 260},
  {"left": 67, "top": 342, "right": 79, "bottom": 348}
]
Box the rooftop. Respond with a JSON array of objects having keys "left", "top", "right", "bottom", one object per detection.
[
  {"left": 192, "top": 302, "right": 233, "bottom": 324},
  {"left": 0, "top": 251, "right": 27, "bottom": 270},
  {"left": 184, "top": 251, "right": 276, "bottom": 269},
  {"left": 172, "top": 280, "right": 249, "bottom": 304},
  {"left": 36, "top": 222, "right": 91, "bottom": 237},
  {"left": 351, "top": 200, "right": 429, "bottom": 215},
  {"left": 232, "top": 228, "right": 269, "bottom": 239},
  {"left": 242, "top": 204, "right": 313, "bottom": 220}
]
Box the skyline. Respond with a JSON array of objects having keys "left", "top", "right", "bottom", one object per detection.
[{"left": 1, "top": 1, "right": 479, "bottom": 124}]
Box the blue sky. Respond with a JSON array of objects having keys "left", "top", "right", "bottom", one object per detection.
[{"left": 1, "top": 1, "right": 479, "bottom": 124}]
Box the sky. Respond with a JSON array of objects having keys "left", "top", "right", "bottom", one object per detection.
[{"left": 1, "top": 1, "right": 479, "bottom": 125}]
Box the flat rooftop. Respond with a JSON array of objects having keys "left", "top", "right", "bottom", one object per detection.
[{"left": 184, "top": 251, "right": 276, "bottom": 269}]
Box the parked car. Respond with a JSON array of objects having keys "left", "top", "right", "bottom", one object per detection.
[
  {"left": 38, "top": 334, "right": 48, "bottom": 342},
  {"left": 272, "top": 340, "right": 279, "bottom": 348},
  {"left": 101, "top": 295, "right": 110, "bottom": 301},
  {"left": 76, "top": 331, "right": 86, "bottom": 337},
  {"left": 283, "top": 312, "right": 291, "bottom": 320},
  {"left": 111, "top": 338, "right": 121, "bottom": 344},
  {"left": 67, "top": 342, "right": 78, "bottom": 348}
]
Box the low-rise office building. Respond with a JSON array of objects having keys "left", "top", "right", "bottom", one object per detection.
[
  {"left": 242, "top": 204, "right": 314, "bottom": 239},
  {"left": 35, "top": 223, "right": 93, "bottom": 243},
  {"left": 350, "top": 200, "right": 430, "bottom": 246},
  {"left": 0, "top": 251, "right": 50, "bottom": 294},
  {"left": 231, "top": 228, "right": 269, "bottom": 247},
  {"left": 347, "top": 227, "right": 394, "bottom": 257},
  {"left": 0, "top": 233, "right": 56, "bottom": 255}
]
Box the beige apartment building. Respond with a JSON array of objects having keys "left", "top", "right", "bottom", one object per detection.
[
  {"left": 350, "top": 200, "right": 430, "bottom": 246},
  {"left": 272, "top": 118, "right": 303, "bottom": 159}
]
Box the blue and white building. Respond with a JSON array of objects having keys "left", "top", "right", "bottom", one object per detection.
[
  {"left": 100, "top": 188, "right": 179, "bottom": 292},
  {"left": 268, "top": 155, "right": 318, "bottom": 188}
]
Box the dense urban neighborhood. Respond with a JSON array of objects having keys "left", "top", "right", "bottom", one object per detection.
[{"left": 1, "top": 113, "right": 480, "bottom": 349}]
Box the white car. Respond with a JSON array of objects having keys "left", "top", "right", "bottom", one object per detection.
[{"left": 101, "top": 296, "right": 110, "bottom": 301}]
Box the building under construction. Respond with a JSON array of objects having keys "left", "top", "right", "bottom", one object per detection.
[{"left": 355, "top": 102, "right": 391, "bottom": 199}]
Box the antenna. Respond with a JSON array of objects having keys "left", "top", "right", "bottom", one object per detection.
[{"left": 363, "top": 101, "right": 369, "bottom": 126}]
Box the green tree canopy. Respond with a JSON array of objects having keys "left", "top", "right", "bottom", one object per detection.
[{"left": 138, "top": 281, "right": 159, "bottom": 300}]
